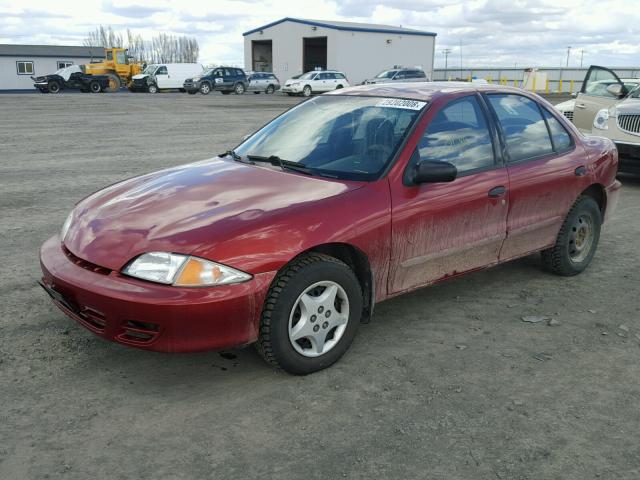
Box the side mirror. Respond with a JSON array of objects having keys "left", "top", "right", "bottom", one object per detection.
[
  {"left": 606, "top": 83, "right": 625, "bottom": 98},
  {"left": 409, "top": 160, "right": 457, "bottom": 185}
]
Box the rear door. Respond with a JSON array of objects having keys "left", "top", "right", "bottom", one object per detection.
[
  {"left": 389, "top": 94, "right": 509, "bottom": 293},
  {"left": 485, "top": 93, "right": 592, "bottom": 260},
  {"left": 573, "top": 66, "right": 626, "bottom": 132}
]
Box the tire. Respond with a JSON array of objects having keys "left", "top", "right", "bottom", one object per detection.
[
  {"left": 266, "top": 84, "right": 275, "bottom": 94},
  {"left": 234, "top": 82, "right": 246, "bottom": 94},
  {"left": 200, "top": 82, "right": 211, "bottom": 95},
  {"left": 187, "top": 90, "right": 197, "bottom": 95},
  {"left": 147, "top": 84, "right": 158, "bottom": 94},
  {"left": 302, "top": 85, "right": 312, "bottom": 97},
  {"left": 48, "top": 81, "right": 60, "bottom": 94},
  {"left": 105, "top": 73, "right": 121, "bottom": 92},
  {"left": 256, "top": 253, "right": 363, "bottom": 375},
  {"left": 541, "top": 195, "right": 601, "bottom": 276},
  {"left": 89, "top": 81, "right": 101, "bottom": 93}
]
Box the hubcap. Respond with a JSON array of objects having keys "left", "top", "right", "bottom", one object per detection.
[
  {"left": 288, "top": 281, "right": 349, "bottom": 358},
  {"left": 568, "top": 213, "right": 594, "bottom": 263},
  {"left": 202, "top": 84, "right": 209, "bottom": 93}
]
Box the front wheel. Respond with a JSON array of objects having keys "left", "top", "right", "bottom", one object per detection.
[
  {"left": 48, "top": 81, "right": 61, "bottom": 94},
  {"left": 234, "top": 82, "right": 246, "bottom": 94},
  {"left": 541, "top": 196, "right": 601, "bottom": 276},
  {"left": 199, "top": 82, "right": 211, "bottom": 95},
  {"left": 256, "top": 253, "right": 362, "bottom": 375},
  {"left": 147, "top": 83, "right": 158, "bottom": 94},
  {"left": 302, "top": 85, "right": 312, "bottom": 97},
  {"left": 89, "top": 81, "right": 101, "bottom": 93}
]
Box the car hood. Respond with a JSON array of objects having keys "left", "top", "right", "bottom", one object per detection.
[
  {"left": 132, "top": 74, "right": 148, "bottom": 80},
  {"left": 64, "top": 157, "right": 363, "bottom": 271},
  {"left": 615, "top": 98, "right": 640, "bottom": 115},
  {"left": 554, "top": 99, "right": 575, "bottom": 111}
]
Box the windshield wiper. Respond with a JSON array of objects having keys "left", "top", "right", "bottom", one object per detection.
[
  {"left": 246, "top": 155, "right": 314, "bottom": 176},
  {"left": 221, "top": 149, "right": 253, "bottom": 164}
]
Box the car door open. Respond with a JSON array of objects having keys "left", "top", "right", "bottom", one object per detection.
[
  {"left": 573, "top": 65, "right": 627, "bottom": 132},
  {"left": 389, "top": 94, "right": 509, "bottom": 293}
]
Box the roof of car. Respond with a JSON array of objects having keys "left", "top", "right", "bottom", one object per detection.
[{"left": 326, "top": 81, "right": 527, "bottom": 101}]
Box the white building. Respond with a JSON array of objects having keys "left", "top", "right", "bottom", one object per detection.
[
  {"left": 243, "top": 18, "right": 436, "bottom": 85},
  {"left": 0, "top": 45, "right": 105, "bottom": 91}
]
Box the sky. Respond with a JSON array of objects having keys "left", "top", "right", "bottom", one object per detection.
[{"left": 1, "top": 0, "right": 639, "bottom": 69}]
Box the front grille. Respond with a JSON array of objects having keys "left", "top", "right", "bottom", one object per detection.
[
  {"left": 563, "top": 110, "right": 574, "bottom": 122},
  {"left": 617, "top": 114, "right": 640, "bottom": 134},
  {"left": 63, "top": 246, "right": 111, "bottom": 275}
]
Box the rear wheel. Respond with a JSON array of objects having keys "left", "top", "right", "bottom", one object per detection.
[
  {"left": 89, "top": 81, "right": 101, "bottom": 93},
  {"left": 302, "top": 85, "right": 312, "bottom": 97},
  {"left": 256, "top": 253, "right": 362, "bottom": 375},
  {"left": 541, "top": 196, "right": 601, "bottom": 276},
  {"left": 48, "top": 81, "right": 61, "bottom": 94},
  {"left": 105, "top": 73, "right": 121, "bottom": 92},
  {"left": 235, "top": 82, "right": 246, "bottom": 94},
  {"left": 266, "top": 84, "right": 275, "bottom": 94},
  {"left": 200, "top": 82, "right": 211, "bottom": 95}
]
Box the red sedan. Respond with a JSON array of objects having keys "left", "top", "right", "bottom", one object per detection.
[{"left": 40, "top": 83, "right": 621, "bottom": 374}]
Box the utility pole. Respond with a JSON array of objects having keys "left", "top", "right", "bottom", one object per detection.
[
  {"left": 442, "top": 48, "right": 451, "bottom": 79},
  {"left": 566, "top": 46, "right": 572, "bottom": 67},
  {"left": 580, "top": 49, "right": 585, "bottom": 68}
]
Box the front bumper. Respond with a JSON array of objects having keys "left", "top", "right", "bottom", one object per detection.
[
  {"left": 281, "top": 85, "right": 302, "bottom": 93},
  {"left": 39, "top": 236, "right": 276, "bottom": 352},
  {"left": 615, "top": 141, "right": 640, "bottom": 174},
  {"left": 183, "top": 80, "right": 201, "bottom": 92}
]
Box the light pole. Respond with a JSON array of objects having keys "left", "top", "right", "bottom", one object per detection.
[
  {"left": 580, "top": 49, "right": 585, "bottom": 68},
  {"left": 566, "top": 46, "right": 572, "bottom": 67},
  {"left": 442, "top": 48, "right": 451, "bottom": 79}
]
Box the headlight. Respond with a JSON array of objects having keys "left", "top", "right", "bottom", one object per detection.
[
  {"left": 122, "top": 252, "right": 252, "bottom": 286},
  {"left": 291, "top": 82, "right": 300, "bottom": 86},
  {"left": 593, "top": 109, "right": 609, "bottom": 130},
  {"left": 60, "top": 211, "right": 73, "bottom": 241}
]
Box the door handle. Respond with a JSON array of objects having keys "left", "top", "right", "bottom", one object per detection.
[
  {"left": 574, "top": 166, "right": 588, "bottom": 176},
  {"left": 488, "top": 186, "right": 507, "bottom": 198},
  {"left": 576, "top": 103, "right": 587, "bottom": 109}
]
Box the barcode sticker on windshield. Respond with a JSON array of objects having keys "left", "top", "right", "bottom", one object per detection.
[{"left": 376, "top": 98, "right": 427, "bottom": 110}]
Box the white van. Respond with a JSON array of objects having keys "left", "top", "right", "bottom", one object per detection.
[{"left": 131, "top": 63, "right": 203, "bottom": 93}]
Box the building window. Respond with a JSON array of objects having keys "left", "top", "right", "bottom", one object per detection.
[
  {"left": 57, "top": 61, "right": 73, "bottom": 69},
  {"left": 16, "top": 61, "right": 34, "bottom": 75}
]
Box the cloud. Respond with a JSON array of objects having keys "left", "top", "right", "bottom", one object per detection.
[{"left": 0, "top": 0, "right": 638, "bottom": 68}]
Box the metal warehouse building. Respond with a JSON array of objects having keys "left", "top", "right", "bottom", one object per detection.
[
  {"left": 0, "top": 45, "right": 105, "bottom": 91},
  {"left": 243, "top": 18, "right": 436, "bottom": 85}
]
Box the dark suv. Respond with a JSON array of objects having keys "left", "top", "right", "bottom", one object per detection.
[{"left": 183, "top": 67, "right": 248, "bottom": 95}]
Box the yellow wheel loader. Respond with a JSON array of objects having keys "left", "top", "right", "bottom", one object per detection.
[{"left": 83, "top": 47, "right": 143, "bottom": 92}]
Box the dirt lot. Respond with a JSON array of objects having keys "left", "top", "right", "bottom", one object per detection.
[{"left": 1, "top": 91, "right": 639, "bottom": 480}]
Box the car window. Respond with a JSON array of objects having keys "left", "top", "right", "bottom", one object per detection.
[
  {"left": 236, "top": 69, "right": 244, "bottom": 76},
  {"left": 156, "top": 66, "right": 168, "bottom": 75},
  {"left": 213, "top": 70, "right": 223, "bottom": 77},
  {"left": 542, "top": 108, "right": 573, "bottom": 152},
  {"left": 116, "top": 50, "right": 128, "bottom": 65},
  {"left": 335, "top": 73, "right": 346, "bottom": 79},
  {"left": 395, "top": 72, "right": 407, "bottom": 79},
  {"left": 234, "top": 96, "right": 425, "bottom": 181},
  {"left": 418, "top": 95, "right": 495, "bottom": 173},
  {"left": 583, "top": 68, "right": 622, "bottom": 97},
  {"left": 487, "top": 94, "right": 554, "bottom": 162}
]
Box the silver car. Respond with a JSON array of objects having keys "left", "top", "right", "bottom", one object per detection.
[
  {"left": 363, "top": 68, "right": 429, "bottom": 85},
  {"left": 246, "top": 72, "right": 280, "bottom": 94}
]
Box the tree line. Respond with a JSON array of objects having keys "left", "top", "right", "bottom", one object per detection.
[{"left": 83, "top": 26, "right": 199, "bottom": 64}]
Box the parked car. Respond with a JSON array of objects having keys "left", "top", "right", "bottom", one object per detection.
[
  {"left": 130, "top": 63, "right": 203, "bottom": 93},
  {"left": 183, "top": 67, "right": 248, "bottom": 95},
  {"left": 580, "top": 66, "right": 640, "bottom": 174},
  {"left": 554, "top": 76, "right": 640, "bottom": 122},
  {"left": 362, "top": 67, "right": 429, "bottom": 85},
  {"left": 282, "top": 70, "right": 349, "bottom": 96},
  {"left": 246, "top": 72, "right": 280, "bottom": 94},
  {"left": 39, "top": 82, "right": 621, "bottom": 374},
  {"left": 32, "top": 65, "right": 110, "bottom": 94}
]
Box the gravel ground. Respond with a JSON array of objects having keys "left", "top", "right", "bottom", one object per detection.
[{"left": 1, "top": 91, "right": 639, "bottom": 480}]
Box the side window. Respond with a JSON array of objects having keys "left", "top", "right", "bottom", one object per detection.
[
  {"left": 542, "top": 108, "right": 573, "bottom": 152},
  {"left": 156, "top": 66, "right": 168, "bottom": 75},
  {"left": 395, "top": 71, "right": 407, "bottom": 79},
  {"left": 487, "top": 94, "right": 553, "bottom": 162},
  {"left": 415, "top": 70, "right": 426, "bottom": 78},
  {"left": 16, "top": 61, "right": 34, "bottom": 75},
  {"left": 223, "top": 69, "right": 232, "bottom": 77},
  {"left": 235, "top": 69, "right": 244, "bottom": 77},
  {"left": 583, "top": 67, "right": 622, "bottom": 97},
  {"left": 213, "top": 70, "right": 223, "bottom": 77},
  {"left": 106, "top": 51, "right": 113, "bottom": 61},
  {"left": 418, "top": 95, "right": 495, "bottom": 173}
]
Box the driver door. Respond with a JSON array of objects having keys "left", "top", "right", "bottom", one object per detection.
[
  {"left": 573, "top": 66, "right": 626, "bottom": 132},
  {"left": 154, "top": 66, "right": 169, "bottom": 88},
  {"left": 389, "top": 94, "right": 508, "bottom": 293}
]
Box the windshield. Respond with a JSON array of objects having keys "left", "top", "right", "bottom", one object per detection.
[
  {"left": 202, "top": 68, "right": 214, "bottom": 77},
  {"left": 234, "top": 96, "right": 426, "bottom": 181},
  {"left": 142, "top": 65, "right": 157, "bottom": 75},
  {"left": 298, "top": 72, "right": 317, "bottom": 80},
  {"left": 376, "top": 70, "right": 397, "bottom": 79}
]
